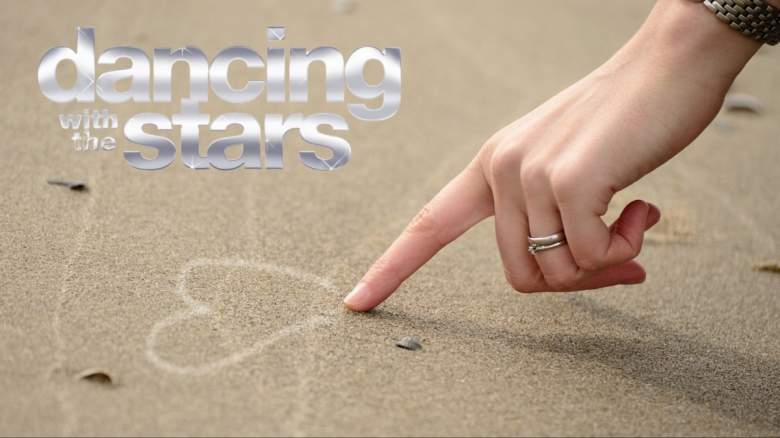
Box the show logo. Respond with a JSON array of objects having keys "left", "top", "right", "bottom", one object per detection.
[{"left": 37, "top": 27, "right": 401, "bottom": 171}]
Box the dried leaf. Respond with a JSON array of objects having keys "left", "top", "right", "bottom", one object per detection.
[
  {"left": 75, "top": 368, "right": 114, "bottom": 385},
  {"left": 753, "top": 262, "right": 780, "bottom": 274}
]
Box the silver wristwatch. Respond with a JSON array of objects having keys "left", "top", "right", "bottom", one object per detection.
[{"left": 693, "top": 0, "right": 780, "bottom": 45}]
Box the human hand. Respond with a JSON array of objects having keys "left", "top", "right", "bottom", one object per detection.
[{"left": 344, "top": 0, "right": 761, "bottom": 312}]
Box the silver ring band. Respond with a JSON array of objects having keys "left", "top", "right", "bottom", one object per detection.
[
  {"left": 527, "top": 231, "right": 567, "bottom": 255},
  {"left": 528, "top": 240, "right": 567, "bottom": 255},
  {"left": 527, "top": 232, "right": 565, "bottom": 246}
]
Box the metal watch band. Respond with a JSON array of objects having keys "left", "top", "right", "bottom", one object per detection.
[{"left": 692, "top": 0, "right": 780, "bottom": 45}]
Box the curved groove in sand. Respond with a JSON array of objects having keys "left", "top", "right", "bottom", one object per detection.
[{"left": 145, "top": 258, "right": 335, "bottom": 376}]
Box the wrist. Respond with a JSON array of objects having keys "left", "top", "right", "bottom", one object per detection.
[{"left": 603, "top": 0, "right": 761, "bottom": 94}]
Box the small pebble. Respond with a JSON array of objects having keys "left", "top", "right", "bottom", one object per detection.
[
  {"left": 75, "top": 369, "right": 114, "bottom": 385},
  {"left": 47, "top": 178, "right": 87, "bottom": 191},
  {"left": 332, "top": 0, "right": 355, "bottom": 14},
  {"left": 723, "top": 93, "right": 763, "bottom": 114},
  {"left": 395, "top": 336, "right": 422, "bottom": 351}
]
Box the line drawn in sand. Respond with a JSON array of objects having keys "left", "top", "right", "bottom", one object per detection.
[{"left": 145, "top": 258, "right": 336, "bottom": 376}]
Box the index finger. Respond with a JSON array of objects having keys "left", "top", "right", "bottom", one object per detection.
[{"left": 343, "top": 163, "right": 493, "bottom": 312}]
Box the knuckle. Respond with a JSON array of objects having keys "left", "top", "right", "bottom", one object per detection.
[
  {"left": 629, "top": 238, "right": 643, "bottom": 257},
  {"left": 503, "top": 269, "right": 542, "bottom": 293},
  {"left": 509, "top": 279, "right": 536, "bottom": 294},
  {"left": 406, "top": 203, "right": 444, "bottom": 243},
  {"left": 625, "top": 245, "right": 641, "bottom": 261},
  {"left": 365, "top": 254, "right": 401, "bottom": 285},
  {"left": 573, "top": 252, "right": 602, "bottom": 271},
  {"left": 549, "top": 169, "right": 580, "bottom": 200},
  {"left": 489, "top": 144, "right": 524, "bottom": 180},
  {"left": 544, "top": 272, "right": 577, "bottom": 291},
  {"left": 519, "top": 161, "right": 550, "bottom": 192},
  {"left": 480, "top": 132, "right": 502, "bottom": 152}
]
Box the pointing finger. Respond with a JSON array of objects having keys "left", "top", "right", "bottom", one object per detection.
[{"left": 343, "top": 163, "right": 493, "bottom": 312}]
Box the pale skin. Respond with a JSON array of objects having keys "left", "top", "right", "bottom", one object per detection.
[{"left": 344, "top": 0, "right": 766, "bottom": 312}]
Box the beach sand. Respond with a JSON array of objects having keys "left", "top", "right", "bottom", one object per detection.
[{"left": 1, "top": 0, "right": 779, "bottom": 435}]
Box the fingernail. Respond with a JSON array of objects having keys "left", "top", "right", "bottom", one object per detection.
[
  {"left": 343, "top": 283, "right": 367, "bottom": 310},
  {"left": 647, "top": 202, "right": 661, "bottom": 219},
  {"left": 645, "top": 202, "right": 661, "bottom": 228}
]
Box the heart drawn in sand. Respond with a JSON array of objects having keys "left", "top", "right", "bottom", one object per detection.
[{"left": 145, "top": 258, "right": 337, "bottom": 375}]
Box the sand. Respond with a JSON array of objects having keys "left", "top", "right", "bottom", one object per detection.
[{"left": 1, "top": 0, "right": 779, "bottom": 435}]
